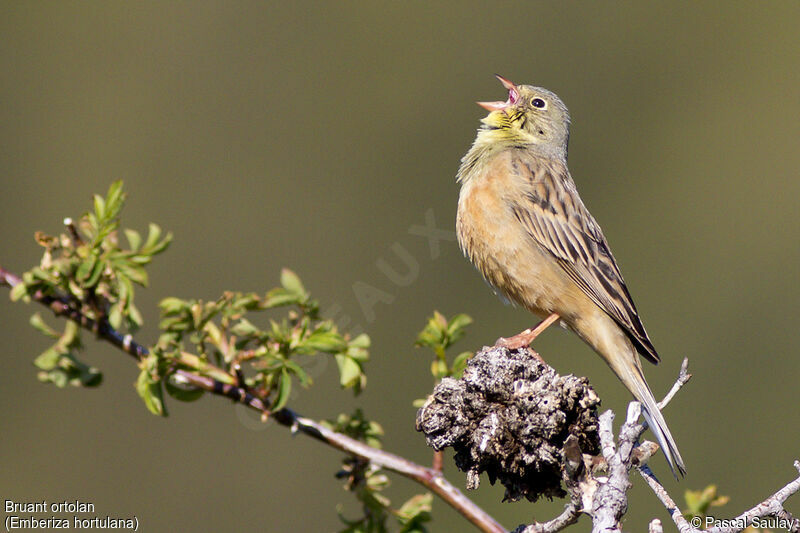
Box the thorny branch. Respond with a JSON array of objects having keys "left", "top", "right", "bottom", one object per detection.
[{"left": 0, "top": 266, "right": 504, "bottom": 533}]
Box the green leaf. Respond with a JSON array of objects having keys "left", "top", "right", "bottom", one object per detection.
[
  {"left": 335, "top": 354, "right": 362, "bottom": 389},
  {"left": 77, "top": 366, "right": 102, "bottom": 387},
  {"left": 305, "top": 330, "right": 347, "bottom": 353},
  {"left": 103, "top": 180, "right": 126, "bottom": 220},
  {"left": 9, "top": 282, "right": 28, "bottom": 302},
  {"left": 136, "top": 368, "right": 166, "bottom": 416},
  {"left": 143, "top": 223, "right": 171, "bottom": 254},
  {"left": 430, "top": 359, "right": 448, "bottom": 380},
  {"left": 264, "top": 288, "right": 300, "bottom": 308},
  {"left": 366, "top": 473, "right": 390, "bottom": 491},
  {"left": 144, "top": 223, "right": 162, "bottom": 249},
  {"left": 108, "top": 303, "right": 124, "bottom": 330},
  {"left": 231, "top": 318, "right": 260, "bottom": 337},
  {"left": 273, "top": 368, "right": 292, "bottom": 411},
  {"left": 118, "top": 261, "right": 147, "bottom": 286},
  {"left": 68, "top": 356, "right": 102, "bottom": 387},
  {"left": 159, "top": 316, "right": 190, "bottom": 332},
  {"left": 366, "top": 421, "right": 384, "bottom": 449},
  {"left": 683, "top": 485, "right": 730, "bottom": 520},
  {"left": 67, "top": 279, "right": 84, "bottom": 300},
  {"left": 124, "top": 228, "right": 142, "bottom": 251},
  {"left": 84, "top": 256, "right": 105, "bottom": 287},
  {"left": 159, "top": 297, "right": 189, "bottom": 314},
  {"left": 203, "top": 321, "right": 223, "bottom": 348},
  {"left": 396, "top": 493, "right": 432, "bottom": 531},
  {"left": 446, "top": 313, "right": 472, "bottom": 342},
  {"left": 93, "top": 194, "right": 106, "bottom": 221},
  {"left": 36, "top": 351, "right": 102, "bottom": 388},
  {"left": 34, "top": 347, "right": 62, "bottom": 370},
  {"left": 415, "top": 313, "right": 446, "bottom": 349},
  {"left": 343, "top": 335, "right": 370, "bottom": 365},
  {"left": 416, "top": 311, "right": 472, "bottom": 353},
  {"left": 350, "top": 333, "right": 370, "bottom": 349},
  {"left": 42, "top": 368, "right": 69, "bottom": 387},
  {"left": 284, "top": 360, "right": 311, "bottom": 387},
  {"left": 29, "top": 313, "right": 60, "bottom": 338},
  {"left": 75, "top": 253, "right": 97, "bottom": 283},
  {"left": 60, "top": 320, "right": 80, "bottom": 346},
  {"left": 326, "top": 409, "right": 383, "bottom": 448},
  {"left": 280, "top": 268, "right": 306, "bottom": 297},
  {"left": 128, "top": 303, "right": 143, "bottom": 329},
  {"left": 451, "top": 351, "right": 472, "bottom": 378}
]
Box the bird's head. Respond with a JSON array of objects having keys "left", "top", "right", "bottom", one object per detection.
[{"left": 476, "top": 75, "right": 571, "bottom": 158}]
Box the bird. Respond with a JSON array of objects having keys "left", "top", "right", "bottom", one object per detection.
[{"left": 455, "top": 75, "right": 686, "bottom": 476}]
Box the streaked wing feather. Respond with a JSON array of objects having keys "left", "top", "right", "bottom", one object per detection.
[{"left": 510, "top": 152, "right": 660, "bottom": 364}]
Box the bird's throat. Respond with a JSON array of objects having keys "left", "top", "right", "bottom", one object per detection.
[{"left": 457, "top": 128, "right": 532, "bottom": 184}]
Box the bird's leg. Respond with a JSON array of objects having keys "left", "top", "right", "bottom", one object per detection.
[{"left": 495, "top": 313, "right": 560, "bottom": 355}]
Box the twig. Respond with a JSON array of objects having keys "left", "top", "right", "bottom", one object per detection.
[
  {"left": 649, "top": 518, "right": 663, "bottom": 533},
  {"left": 588, "top": 405, "right": 643, "bottom": 533},
  {"left": 705, "top": 460, "right": 800, "bottom": 533},
  {"left": 62, "top": 217, "right": 85, "bottom": 246},
  {"left": 586, "top": 360, "right": 694, "bottom": 533},
  {"left": 634, "top": 358, "right": 692, "bottom": 443},
  {"left": 657, "top": 358, "right": 691, "bottom": 411},
  {"left": 636, "top": 362, "right": 800, "bottom": 533},
  {"left": 637, "top": 464, "right": 694, "bottom": 533},
  {"left": 514, "top": 352, "right": 692, "bottom": 533},
  {"left": 432, "top": 450, "right": 444, "bottom": 472},
  {"left": 1, "top": 265, "right": 505, "bottom": 533},
  {"left": 8, "top": 260, "right": 799, "bottom": 533},
  {"left": 638, "top": 461, "right": 800, "bottom": 533},
  {"left": 514, "top": 496, "right": 581, "bottom": 533}
]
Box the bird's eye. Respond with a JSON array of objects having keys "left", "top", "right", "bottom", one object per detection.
[{"left": 531, "top": 98, "right": 546, "bottom": 109}]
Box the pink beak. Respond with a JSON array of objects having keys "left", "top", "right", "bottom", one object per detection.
[{"left": 477, "top": 74, "right": 518, "bottom": 111}]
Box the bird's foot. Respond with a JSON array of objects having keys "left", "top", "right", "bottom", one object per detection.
[
  {"left": 495, "top": 332, "right": 547, "bottom": 363},
  {"left": 493, "top": 313, "right": 561, "bottom": 362},
  {"left": 495, "top": 329, "right": 536, "bottom": 350}
]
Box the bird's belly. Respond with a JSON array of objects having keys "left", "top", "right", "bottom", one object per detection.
[{"left": 457, "top": 180, "right": 584, "bottom": 320}]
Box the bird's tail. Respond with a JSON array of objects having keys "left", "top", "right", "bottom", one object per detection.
[{"left": 609, "top": 354, "right": 686, "bottom": 477}]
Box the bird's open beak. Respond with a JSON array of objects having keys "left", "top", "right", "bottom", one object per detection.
[
  {"left": 495, "top": 74, "right": 517, "bottom": 91},
  {"left": 477, "top": 74, "right": 518, "bottom": 111}
]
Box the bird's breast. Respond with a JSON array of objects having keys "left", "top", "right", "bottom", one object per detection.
[{"left": 456, "top": 152, "right": 586, "bottom": 320}]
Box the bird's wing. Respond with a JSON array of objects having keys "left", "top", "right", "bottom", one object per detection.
[{"left": 509, "top": 151, "right": 660, "bottom": 364}]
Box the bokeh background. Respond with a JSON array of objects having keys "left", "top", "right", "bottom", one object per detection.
[{"left": 2, "top": 2, "right": 799, "bottom": 532}]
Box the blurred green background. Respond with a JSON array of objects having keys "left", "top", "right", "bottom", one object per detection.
[{"left": 2, "top": 2, "right": 798, "bottom": 532}]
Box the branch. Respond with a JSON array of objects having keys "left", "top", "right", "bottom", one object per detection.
[
  {"left": 584, "top": 360, "right": 692, "bottom": 533},
  {"left": 589, "top": 358, "right": 800, "bottom": 533},
  {"left": 1, "top": 266, "right": 505, "bottom": 533},
  {"left": 415, "top": 343, "right": 691, "bottom": 533},
  {"left": 588, "top": 405, "right": 640, "bottom": 533},
  {"left": 634, "top": 358, "right": 691, "bottom": 440},
  {"left": 9, "top": 257, "right": 799, "bottom": 533},
  {"left": 637, "top": 464, "right": 695, "bottom": 533},
  {"left": 649, "top": 518, "right": 664, "bottom": 533},
  {"left": 633, "top": 358, "right": 800, "bottom": 533},
  {"left": 657, "top": 357, "right": 691, "bottom": 411},
  {"left": 706, "top": 461, "right": 800, "bottom": 533},
  {"left": 639, "top": 460, "right": 800, "bottom": 533},
  {"left": 513, "top": 495, "right": 581, "bottom": 533}
]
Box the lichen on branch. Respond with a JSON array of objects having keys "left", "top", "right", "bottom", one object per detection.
[{"left": 416, "top": 345, "right": 601, "bottom": 502}]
